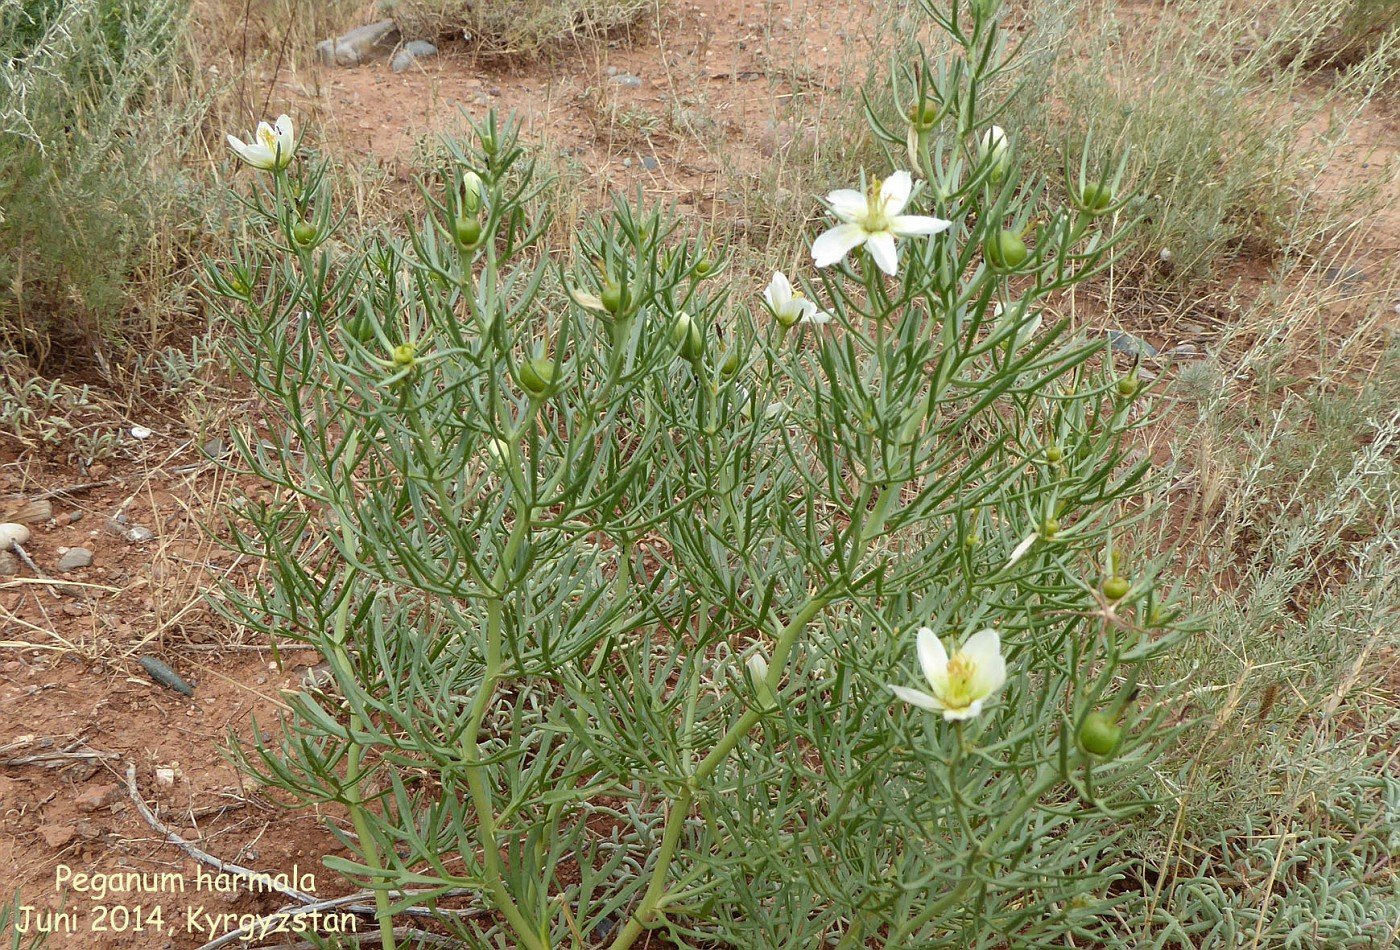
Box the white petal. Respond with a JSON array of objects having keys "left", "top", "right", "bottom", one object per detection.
[
  {"left": 960, "top": 629, "right": 1001, "bottom": 666},
  {"left": 915, "top": 627, "right": 949, "bottom": 689},
  {"left": 812, "top": 223, "right": 868, "bottom": 268},
  {"left": 866, "top": 231, "right": 899, "bottom": 276},
  {"left": 764, "top": 271, "right": 792, "bottom": 308},
  {"left": 569, "top": 288, "right": 605, "bottom": 311},
  {"left": 879, "top": 171, "right": 914, "bottom": 216},
  {"left": 275, "top": 114, "right": 294, "bottom": 140},
  {"left": 826, "top": 189, "right": 868, "bottom": 222},
  {"left": 746, "top": 652, "right": 770, "bottom": 682},
  {"left": 890, "top": 215, "right": 951, "bottom": 237},
  {"left": 1006, "top": 531, "right": 1037, "bottom": 568},
  {"left": 802, "top": 309, "right": 833, "bottom": 325},
  {"left": 943, "top": 699, "right": 985, "bottom": 721},
  {"left": 889, "top": 684, "right": 945, "bottom": 712}
]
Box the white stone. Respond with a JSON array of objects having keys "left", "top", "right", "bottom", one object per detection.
[{"left": 0, "top": 523, "right": 31, "bottom": 549}]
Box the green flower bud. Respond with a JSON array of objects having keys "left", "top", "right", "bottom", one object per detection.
[
  {"left": 480, "top": 132, "right": 498, "bottom": 155},
  {"left": 1081, "top": 182, "right": 1114, "bottom": 213},
  {"left": 1046, "top": 444, "right": 1064, "bottom": 463},
  {"left": 391, "top": 343, "right": 417, "bottom": 368},
  {"left": 461, "top": 171, "right": 484, "bottom": 214},
  {"left": 1103, "top": 576, "right": 1131, "bottom": 601},
  {"left": 292, "top": 221, "right": 318, "bottom": 247},
  {"left": 1041, "top": 517, "right": 1061, "bottom": 538},
  {"left": 454, "top": 217, "right": 483, "bottom": 250},
  {"left": 984, "top": 230, "right": 1028, "bottom": 270},
  {"left": 345, "top": 313, "right": 375, "bottom": 345},
  {"left": 226, "top": 271, "right": 251, "bottom": 296},
  {"left": 1078, "top": 712, "right": 1123, "bottom": 756},
  {"left": 694, "top": 257, "right": 715, "bottom": 277},
  {"left": 519, "top": 357, "right": 558, "bottom": 397},
  {"left": 720, "top": 349, "right": 741, "bottom": 378},
  {"left": 1116, "top": 375, "right": 1140, "bottom": 399}
]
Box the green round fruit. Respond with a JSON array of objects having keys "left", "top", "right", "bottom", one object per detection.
[
  {"left": 1103, "top": 576, "right": 1131, "bottom": 601},
  {"left": 694, "top": 258, "right": 714, "bottom": 277},
  {"left": 671, "top": 314, "right": 704, "bottom": 362},
  {"left": 454, "top": 217, "right": 483, "bottom": 249},
  {"left": 910, "top": 99, "right": 940, "bottom": 129},
  {"left": 985, "top": 230, "right": 1028, "bottom": 270},
  {"left": 1078, "top": 712, "right": 1123, "bottom": 756},
  {"left": 1081, "top": 183, "right": 1114, "bottom": 212},
  {"left": 600, "top": 283, "right": 626, "bottom": 314},
  {"left": 519, "top": 357, "right": 557, "bottom": 396},
  {"left": 1041, "top": 517, "right": 1061, "bottom": 538},
  {"left": 292, "top": 222, "right": 318, "bottom": 246},
  {"left": 721, "top": 350, "right": 741, "bottom": 378},
  {"left": 1046, "top": 444, "right": 1064, "bottom": 463},
  {"left": 391, "top": 343, "right": 417, "bottom": 368},
  {"left": 1116, "top": 376, "right": 1140, "bottom": 399}
]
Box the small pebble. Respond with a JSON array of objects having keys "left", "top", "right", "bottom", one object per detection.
[
  {"left": 131, "top": 426, "right": 153, "bottom": 440},
  {"left": 610, "top": 73, "right": 643, "bottom": 88},
  {"left": 57, "top": 548, "right": 93, "bottom": 571},
  {"left": 1108, "top": 330, "right": 1158, "bottom": 358},
  {"left": 641, "top": 155, "right": 659, "bottom": 171},
  {"left": 125, "top": 526, "right": 156, "bottom": 543}
]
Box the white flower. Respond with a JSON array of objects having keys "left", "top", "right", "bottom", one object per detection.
[
  {"left": 227, "top": 115, "right": 295, "bottom": 171},
  {"left": 746, "top": 650, "right": 777, "bottom": 710},
  {"left": 763, "top": 271, "right": 831, "bottom": 328},
  {"left": 979, "top": 125, "right": 1010, "bottom": 178},
  {"left": 889, "top": 627, "right": 1007, "bottom": 721},
  {"left": 811, "top": 171, "right": 951, "bottom": 276},
  {"left": 462, "top": 170, "right": 484, "bottom": 212}
]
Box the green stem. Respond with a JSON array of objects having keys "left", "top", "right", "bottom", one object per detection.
[{"left": 606, "top": 594, "right": 832, "bottom": 950}]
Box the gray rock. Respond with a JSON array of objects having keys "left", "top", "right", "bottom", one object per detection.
[
  {"left": 0, "top": 551, "right": 17, "bottom": 576},
  {"left": 317, "top": 19, "right": 400, "bottom": 67},
  {"left": 57, "top": 548, "right": 93, "bottom": 571},
  {"left": 610, "top": 73, "right": 643, "bottom": 88},
  {"left": 641, "top": 155, "right": 659, "bottom": 171},
  {"left": 125, "top": 526, "right": 156, "bottom": 543},
  {"left": 391, "top": 40, "right": 438, "bottom": 73},
  {"left": 1167, "top": 343, "right": 1202, "bottom": 359},
  {"left": 1323, "top": 265, "right": 1368, "bottom": 288},
  {"left": 1108, "top": 330, "right": 1158, "bottom": 358}
]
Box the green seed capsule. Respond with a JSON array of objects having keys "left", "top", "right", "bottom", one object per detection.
[
  {"left": 1046, "top": 444, "right": 1064, "bottom": 463},
  {"left": 909, "top": 99, "right": 940, "bottom": 129},
  {"left": 1116, "top": 376, "right": 1140, "bottom": 399},
  {"left": 391, "top": 343, "right": 417, "bottom": 368},
  {"left": 694, "top": 258, "right": 714, "bottom": 277},
  {"left": 454, "top": 217, "right": 483, "bottom": 249},
  {"left": 1103, "top": 576, "right": 1131, "bottom": 601},
  {"left": 721, "top": 350, "right": 741, "bottom": 378},
  {"left": 1041, "top": 517, "right": 1061, "bottom": 538},
  {"left": 600, "top": 282, "right": 626, "bottom": 314},
  {"left": 1078, "top": 712, "right": 1123, "bottom": 756},
  {"left": 292, "top": 222, "right": 318, "bottom": 246},
  {"left": 519, "top": 357, "right": 557, "bottom": 396},
  {"left": 1081, "top": 183, "right": 1114, "bottom": 212},
  {"left": 985, "top": 230, "right": 1028, "bottom": 270}
]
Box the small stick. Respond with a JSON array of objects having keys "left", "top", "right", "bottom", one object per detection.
[
  {"left": 125, "top": 764, "right": 315, "bottom": 904},
  {"left": 126, "top": 764, "right": 482, "bottom": 950}
]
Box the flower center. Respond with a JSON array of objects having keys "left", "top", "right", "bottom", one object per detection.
[
  {"left": 258, "top": 127, "right": 278, "bottom": 149},
  {"left": 862, "top": 183, "right": 891, "bottom": 233},
  {"left": 941, "top": 652, "right": 979, "bottom": 709}
]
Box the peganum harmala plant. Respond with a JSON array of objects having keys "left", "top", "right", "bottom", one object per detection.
[{"left": 209, "top": 1, "right": 1191, "bottom": 946}]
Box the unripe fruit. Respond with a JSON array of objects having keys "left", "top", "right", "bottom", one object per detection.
[
  {"left": 1081, "top": 183, "right": 1113, "bottom": 212},
  {"left": 671, "top": 314, "right": 704, "bottom": 362},
  {"left": 600, "top": 282, "right": 626, "bottom": 314},
  {"left": 1116, "top": 375, "right": 1140, "bottom": 399},
  {"left": 1103, "top": 576, "right": 1131, "bottom": 601},
  {"left": 721, "top": 350, "right": 741, "bottom": 378},
  {"left": 1046, "top": 444, "right": 1064, "bottom": 463},
  {"left": 985, "top": 230, "right": 1028, "bottom": 270},
  {"left": 1078, "top": 712, "right": 1123, "bottom": 756},
  {"left": 909, "top": 99, "right": 939, "bottom": 129},
  {"left": 391, "top": 343, "right": 417, "bottom": 368},
  {"left": 226, "top": 272, "right": 250, "bottom": 296},
  {"left": 454, "top": 217, "right": 482, "bottom": 249},
  {"left": 519, "top": 357, "right": 557, "bottom": 396},
  {"left": 694, "top": 258, "right": 714, "bottom": 277},
  {"left": 292, "top": 222, "right": 318, "bottom": 246}
]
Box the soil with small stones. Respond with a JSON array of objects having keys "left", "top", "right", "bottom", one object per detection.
[{"left": 4, "top": 0, "right": 1399, "bottom": 947}]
